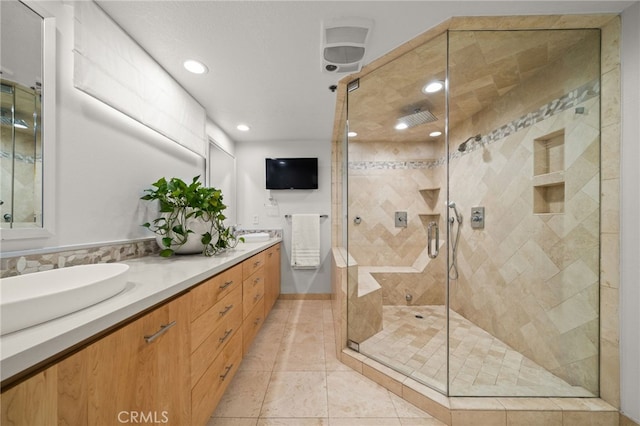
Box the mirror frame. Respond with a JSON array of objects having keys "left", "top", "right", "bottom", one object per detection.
[{"left": 0, "top": 1, "right": 56, "bottom": 242}]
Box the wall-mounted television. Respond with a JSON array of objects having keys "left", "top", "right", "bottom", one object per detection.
[{"left": 265, "top": 157, "right": 318, "bottom": 190}]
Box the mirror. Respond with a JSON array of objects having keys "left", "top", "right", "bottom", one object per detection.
[{"left": 0, "top": 0, "right": 55, "bottom": 240}]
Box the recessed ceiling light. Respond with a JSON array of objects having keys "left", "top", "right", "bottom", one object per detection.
[
  {"left": 429, "top": 131, "right": 442, "bottom": 137},
  {"left": 348, "top": 131, "right": 357, "bottom": 137},
  {"left": 237, "top": 124, "right": 250, "bottom": 131},
  {"left": 423, "top": 80, "right": 444, "bottom": 94},
  {"left": 395, "top": 122, "right": 408, "bottom": 130},
  {"left": 183, "top": 59, "right": 209, "bottom": 74}
]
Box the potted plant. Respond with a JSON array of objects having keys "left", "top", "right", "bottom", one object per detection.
[{"left": 141, "top": 176, "right": 240, "bottom": 257}]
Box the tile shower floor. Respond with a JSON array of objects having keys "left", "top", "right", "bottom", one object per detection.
[
  {"left": 359, "top": 305, "right": 594, "bottom": 397},
  {"left": 210, "top": 299, "right": 445, "bottom": 425}
]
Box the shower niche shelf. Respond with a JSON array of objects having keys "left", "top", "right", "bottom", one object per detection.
[
  {"left": 418, "top": 187, "right": 441, "bottom": 224},
  {"left": 419, "top": 187, "right": 440, "bottom": 210},
  {"left": 533, "top": 130, "right": 565, "bottom": 214},
  {"left": 418, "top": 213, "right": 441, "bottom": 226}
]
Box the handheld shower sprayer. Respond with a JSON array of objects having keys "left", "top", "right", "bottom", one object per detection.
[{"left": 448, "top": 201, "right": 463, "bottom": 224}]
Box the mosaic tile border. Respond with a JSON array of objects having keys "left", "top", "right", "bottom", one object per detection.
[
  {"left": 0, "top": 238, "right": 160, "bottom": 278},
  {"left": 0, "top": 150, "right": 41, "bottom": 164},
  {"left": 0, "top": 229, "right": 283, "bottom": 278},
  {"left": 348, "top": 79, "right": 600, "bottom": 170}
]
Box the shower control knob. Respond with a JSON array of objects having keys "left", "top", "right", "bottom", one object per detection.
[{"left": 470, "top": 206, "right": 485, "bottom": 229}]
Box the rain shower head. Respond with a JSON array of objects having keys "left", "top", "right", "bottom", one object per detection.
[
  {"left": 457, "top": 134, "right": 482, "bottom": 152},
  {"left": 396, "top": 109, "right": 437, "bottom": 129}
]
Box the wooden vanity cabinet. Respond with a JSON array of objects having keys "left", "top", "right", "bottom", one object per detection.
[
  {"left": 191, "top": 264, "right": 243, "bottom": 320},
  {"left": 264, "top": 243, "right": 281, "bottom": 314},
  {"left": 1, "top": 368, "right": 57, "bottom": 426},
  {"left": 0, "top": 294, "right": 192, "bottom": 426},
  {"left": 243, "top": 265, "right": 265, "bottom": 320},
  {"left": 82, "top": 294, "right": 191, "bottom": 425},
  {"left": 189, "top": 268, "right": 243, "bottom": 425},
  {"left": 191, "top": 332, "right": 242, "bottom": 426},
  {"left": 1, "top": 243, "right": 282, "bottom": 426},
  {"left": 241, "top": 251, "right": 266, "bottom": 354}
]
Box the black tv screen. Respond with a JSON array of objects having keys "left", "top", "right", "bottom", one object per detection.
[{"left": 265, "top": 158, "right": 318, "bottom": 190}]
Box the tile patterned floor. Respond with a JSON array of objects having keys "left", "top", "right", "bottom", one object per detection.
[
  {"left": 210, "top": 299, "right": 445, "bottom": 426},
  {"left": 359, "top": 305, "right": 594, "bottom": 397}
]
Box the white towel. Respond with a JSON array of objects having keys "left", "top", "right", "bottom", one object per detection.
[{"left": 291, "top": 214, "right": 320, "bottom": 269}]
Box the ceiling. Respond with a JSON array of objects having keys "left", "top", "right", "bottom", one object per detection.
[
  {"left": 347, "top": 28, "right": 597, "bottom": 144},
  {"left": 96, "top": 1, "right": 633, "bottom": 145}
]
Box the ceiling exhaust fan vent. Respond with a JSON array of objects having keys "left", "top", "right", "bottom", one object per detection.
[{"left": 322, "top": 18, "right": 373, "bottom": 74}]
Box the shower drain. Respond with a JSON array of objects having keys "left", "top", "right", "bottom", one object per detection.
[{"left": 415, "top": 314, "right": 424, "bottom": 319}]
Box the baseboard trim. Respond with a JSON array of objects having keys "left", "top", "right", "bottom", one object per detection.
[
  {"left": 278, "top": 293, "right": 331, "bottom": 300},
  {"left": 621, "top": 413, "right": 640, "bottom": 426}
]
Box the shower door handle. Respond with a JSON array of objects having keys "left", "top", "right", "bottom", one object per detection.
[{"left": 427, "top": 221, "right": 439, "bottom": 259}]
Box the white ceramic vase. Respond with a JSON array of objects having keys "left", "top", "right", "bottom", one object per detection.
[{"left": 155, "top": 210, "right": 219, "bottom": 254}]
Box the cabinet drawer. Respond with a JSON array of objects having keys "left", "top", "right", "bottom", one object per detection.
[
  {"left": 191, "top": 264, "right": 242, "bottom": 320},
  {"left": 265, "top": 243, "right": 280, "bottom": 260},
  {"left": 191, "top": 332, "right": 242, "bottom": 426},
  {"left": 242, "top": 252, "right": 265, "bottom": 279},
  {"left": 242, "top": 298, "right": 265, "bottom": 355},
  {"left": 191, "top": 300, "right": 242, "bottom": 387},
  {"left": 242, "top": 271, "right": 264, "bottom": 319},
  {"left": 191, "top": 287, "right": 241, "bottom": 353}
]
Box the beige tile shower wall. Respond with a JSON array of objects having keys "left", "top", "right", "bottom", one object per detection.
[
  {"left": 445, "top": 29, "right": 604, "bottom": 394},
  {"left": 448, "top": 29, "right": 601, "bottom": 149},
  {"left": 331, "top": 14, "right": 621, "bottom": 408},
  {"left": 449, "top": 97, "right": 601, "bottom": 393},
  {"left": 598, "top": 17, "right": 621, "bottom": 408},
  {"left": 348, "top": 141, "right": 444, "bottom": 267}
]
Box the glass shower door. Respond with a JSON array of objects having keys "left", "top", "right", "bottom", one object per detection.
[
  {"left": 446, "top": 29, "right": 601, "bottom": 397},
  {"left": 345, "top": 32, "right": 450, "bottom": 394}
]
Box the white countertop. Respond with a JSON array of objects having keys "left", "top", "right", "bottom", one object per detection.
[{"left": 0, "top": 238, "right": 281, "bottom": 383}]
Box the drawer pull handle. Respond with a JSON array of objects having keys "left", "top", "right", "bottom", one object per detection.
[
  {"left": 219, "top": 304, "right": 234, "bottom": 316},
  {"left": 254, "top": 261, "right": 261, "bottom": 267},
  {"left": 253, "top": 277, "right": 261, "bottom": 285},
  {"left": 219, "top": 280, "right": 234, "bottom": 290},
  {"left": 218, "top": 328, "right": 233, "bottom": 343},
  {"left": 144, "top": 321, "right": 177, "bottom": 343},
  {"left": 253, "top": 317, "right": 262, "bottom": 326},
  {"left": 253, "top": 293, "right": 261, "bottom": 302},
  {"left": 220, "top": 364, "right": 234, "bottom": 381},
  {"left": 268, "top": 252, "right": 273, "bottom": 258}
]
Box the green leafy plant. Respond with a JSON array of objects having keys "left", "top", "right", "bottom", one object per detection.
[{"left": 141, "top": 176, "right": 241, "bottom": 257}]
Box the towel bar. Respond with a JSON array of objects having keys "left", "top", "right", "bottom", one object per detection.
[{"left": 284, "top": 214, "right": 328, "bottom": 218}]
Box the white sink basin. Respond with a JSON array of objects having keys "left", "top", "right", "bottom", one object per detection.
[
  {"left": 1, "top": 263, "right": 129, "bottom": 335},
  {"left": 242, "top": 232, "right": 270, "bottom": 242}
]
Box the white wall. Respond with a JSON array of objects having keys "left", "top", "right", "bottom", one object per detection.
[
  {"left": 208, "top": 143, "right": 237, "bottom": 226},
  {"left": 206, "top": 119, "right": 235, "bottom": 157},
  {"left": 206, "top": 119, "right": 237, "bottom": 225},
  {"left": 236, "top": 140, "right": 331, "bottom": 294},
  {"left": 620, "top": 2, "right": 640, "bottom": 423},
  {"left": 1, "top": 0, "right": 205, "bottom": 253}
]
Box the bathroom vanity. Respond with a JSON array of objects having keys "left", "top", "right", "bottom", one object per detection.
[{"left": 0, "top": 240, "right": 281, "bottom": 425}]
